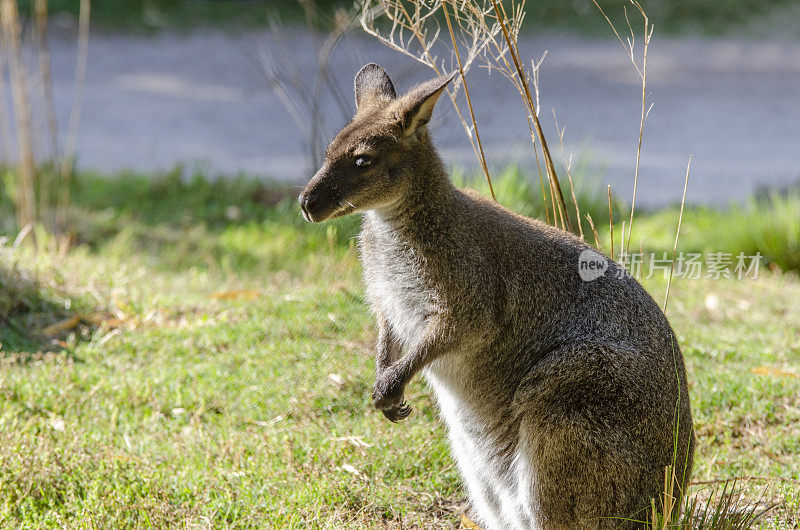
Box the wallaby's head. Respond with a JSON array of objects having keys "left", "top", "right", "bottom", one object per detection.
[{"left": 299, "top": 63, "right": 455, "bottom": 222}]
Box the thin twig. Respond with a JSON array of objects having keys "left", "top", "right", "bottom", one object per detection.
[
  {"left": 443, "top": 1, "right": 494, "bottom": 200},
  {"left": 586, "top": 213, "right": 601, "bottom": 251},
  {"left": 553, "top": 111, "right": 582, "bottom": 239},
  {"left": 489, "top": 0, "right": 572, "bottom": 232},
  {"left": 663, "top": 155, "right": 692, "bottom": 314},
  {"left": 607, "top": 185, "right": 614, "bottom": 260},
  {"left": 2, "top": 0, "right": 37, "bottom": 230},
  {"left": 57, "top": 0, "right": 91, "bottom": 232}
]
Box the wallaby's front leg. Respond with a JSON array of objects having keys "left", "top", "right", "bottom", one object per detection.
[
  {"left": 372, "top": 317, "right": 456, "bottom": 422},
  {"left": 374, "top": 313, "right": 410, "bottom": 422},
  {"left": 375, "top": 313, "right": 401, "bottom": 376}
]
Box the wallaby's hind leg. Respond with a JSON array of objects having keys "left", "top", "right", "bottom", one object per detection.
[
  {"left": 517, "top": 422, "right": 651, "bottom": 529},
  {"left": 514, "top": 342, "right": 693, "bottom": 529}
]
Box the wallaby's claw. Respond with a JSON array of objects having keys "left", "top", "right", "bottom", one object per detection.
[{"left": 382, "top": 402, "right": 412, "bottom": 423}]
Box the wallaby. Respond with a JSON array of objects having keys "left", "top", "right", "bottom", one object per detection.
[{"left": 298, "top": 63, "right": 694, "bottom": 529}]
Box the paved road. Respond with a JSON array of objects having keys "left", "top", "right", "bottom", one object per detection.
[{"left": 47, "top": 28, "right": 800, "bottom": 207}]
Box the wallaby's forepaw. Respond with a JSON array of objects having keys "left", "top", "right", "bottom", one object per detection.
[
  {"left": 371, "top": 376, "right": 405, "bottom": 411},
  {"left": 382, "top": 402, "right": 412, "bottom": 423}
]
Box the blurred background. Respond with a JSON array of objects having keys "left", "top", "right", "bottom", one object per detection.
[{"left": 16, "top": 0, "right": 800, "bottom": 208}]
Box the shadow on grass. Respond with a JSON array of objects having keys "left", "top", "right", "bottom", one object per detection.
[
  {"left": 0, "top": 261, "right": 74, "bottom": 354},
  {"left": 0, "top": 167, "right": 363, "bottom": 356}
]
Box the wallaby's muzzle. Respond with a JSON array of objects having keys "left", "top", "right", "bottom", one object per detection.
[
  {"left": 298, "top": 187, "right": 328, "bottom": 223},
  {"left": 298, "top": 187, "right": 320, "bottom": 223},
  {"left": 299, "top": 167, "right": 345, "bottom": 223}
]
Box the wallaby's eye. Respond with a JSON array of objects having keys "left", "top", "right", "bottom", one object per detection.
[{"left": 355, "top": 155, "right": 372, "bottom": 168}]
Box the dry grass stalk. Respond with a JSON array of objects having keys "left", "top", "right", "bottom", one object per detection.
[
  {"left": 498, "top": 45, "right": 550, "bottom": 223},
  {"left": 0, "top": 0, "right": 90, "bottom": 236},
  {"left": 441, "top": 1, "right": 494, "bottom": 200},
  {"left": 639, "top": 236, "right": 644, "bottom": 280},
  {"left": 592, "top": 0, "right": 653, "bottom": 256},
  {"left": 519, "top": 102, "right": 549, "bottom": 223},
  {"left": 33, "top": 0, "right": 60, "bottom": 226},
  {"left": 553, "top": 111, "right": 583, "bottom": 239},
  {"left": 649, "top": 464, "right": 678, "bottom": 528},
  {"left": 526, "top": 52, "right": 548, "bottom": 221},
  {"left": 586, "top": 213, "right": 601, "bottom": 251},
  {"left": 0, "top": 40, "right": 11, "bottom": 161},
  {"left": 1, "top": 0, "right": 36, "bottom": 231},
  {"left": 361, "top": 0, "right": 573, "bottom": 229},
  {"left": 487, "top": 0, "right": 572, "bottom": 232},
  {"left": 34, "top": 0, "right": 58, "bottom": 163},
  {"left": 691, "top": 476, "right": 800, "bottom": 486},
  {"left": 663, "top": 155, "right": 691, "bottom": 314},
  {"left": 474, "top": 3, "right": 553, "bottom": 217},
  {"left": 57, "top": 0, "right": 91, "bottom": 233}
]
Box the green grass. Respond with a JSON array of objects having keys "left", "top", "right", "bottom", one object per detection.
[
  {"left": 0, "top": 169, "right": 798, "bottom": 527},
  {"left": 627, "top": 190, "right": 800, "bottom": 272},
  {"left": 40, "top": 0, "right": 799, "bottom": 35}
]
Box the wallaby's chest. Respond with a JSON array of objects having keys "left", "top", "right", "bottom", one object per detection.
[{"left": 360, "top": 224, "right": 442, "bottom": 346}]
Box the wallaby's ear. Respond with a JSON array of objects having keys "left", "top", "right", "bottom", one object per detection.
[
  {"left": 397, "top": 71, "right": 456, "bottom": 138},
  {"left": 355, "top": 63, "right": 396, "bottom": 111}
]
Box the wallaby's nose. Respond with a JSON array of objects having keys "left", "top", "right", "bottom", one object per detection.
[
  {"left": 299, "top": 190, "right": 320, "bottom": 222},
  {"left": 304, "top": 192, "right": 319, "bottom": 211}
]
